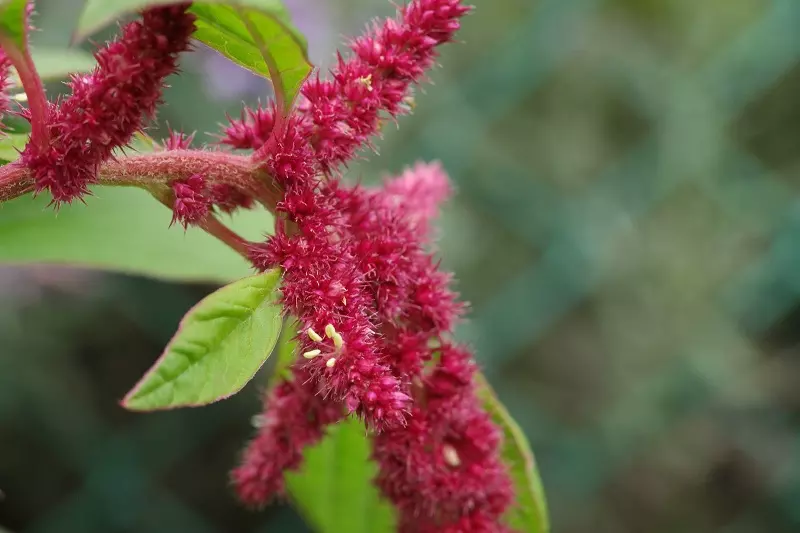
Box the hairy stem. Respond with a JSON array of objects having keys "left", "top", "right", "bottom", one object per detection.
[
  {"left": 0, "top": 150, "right": 281, "bottom": 204},
  {"left": 0, "top": 150, "right": 279, "bottom": 260},
  {"left": 105, "top": 150, "right": 263, "bottom": 188},
  {"left": 0, "top": 162, "right": 33, "bottom": 199}
]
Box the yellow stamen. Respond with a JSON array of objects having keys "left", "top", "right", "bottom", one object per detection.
[
  {"left": 326, "top": 357, "right": 337, "bottom": 368},
  {"left": 332, "top": 332, "right": 344, "bottom": 350},
  {"left": 443, "top": 444, "right": 461, "bottom": 467},
  {"left": 307, "top": 328, "right": 323, "bottom": 342},
  {"left": 303, "top": 349, "right": 322, "bottom": 359},
  {"left": 357, "top": 74, "right": 373, "bottom": 91},
  {"left": 324, "top": 323, "right": 336, "bottom": 338}
]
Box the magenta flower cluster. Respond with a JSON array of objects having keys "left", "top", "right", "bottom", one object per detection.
[
  {"left": 4, "top": 0, "right": 517, "bottom": 530},
  {"left": 22, "top": 4, "right": 196, "bottom": 204},
  {"left": 229, "top": 0, "right": 517, "bottom": 530},
  {"left": 0, "top": 49, "right": 10, "bottom": 127}
]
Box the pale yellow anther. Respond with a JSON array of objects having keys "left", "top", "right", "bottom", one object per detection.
[
  {"left": 443, "top": 444, "right": 461, "bottom": 467},
  {"left": 332, "top": 332, "right": 344, "bottom": 350},
  {"left": 357, "top": 74, "right": 373, "bottom": 91},
  {"left": 303, "top": 349, "right": 322, "bottom": 359},
  {"left": 324, "top": 323, "right": 336, "bottom": 338},
  {"left": 307, "top": 328, "right": 323, "bottom": 343},
  {"left": 326, "top": 357, "right": 337, "bottom": 368},
  {"left": 342, "top": 296, "right": 347, "bottom": 306}
]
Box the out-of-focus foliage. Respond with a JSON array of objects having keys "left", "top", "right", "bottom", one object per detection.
[{"left": 2, "top": 0, "right": 800, "bottom": 532}]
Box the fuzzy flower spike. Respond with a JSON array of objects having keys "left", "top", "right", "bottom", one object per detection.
[
  {"left": 0, "top": 0, "right": 516, "bottom": 528},
  {"left": 234, "top": 0, "right": 515, "bottom": 529},
  {"left": 21, "top": 3, "right": 196, "bottom": 205},
  {"left": 0, "top": 49, "right": 11, "bottom": 128}
]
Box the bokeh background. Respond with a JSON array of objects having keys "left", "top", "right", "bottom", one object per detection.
[{"left": 2, "top": 0, "right": 800, "bottom": 531}]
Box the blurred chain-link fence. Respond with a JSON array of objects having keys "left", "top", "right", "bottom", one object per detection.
[{"left": 3, "top": 0, "right": 800, "bottom": 532}]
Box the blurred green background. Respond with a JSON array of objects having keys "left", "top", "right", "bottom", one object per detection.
[{"left": 2, "top": 0, "right": 800, "bottom": 531}]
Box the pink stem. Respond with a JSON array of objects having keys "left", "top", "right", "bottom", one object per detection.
[
  {"left": 0, "top": 150, "right": 281, "bottom": 257},
  {"left": 0, "top": 150, "right": 276, "bottom": 203},
  {"left": 199, "top": 215, "right": 251, "bottom": 257},
  {"left": 0, "top": 41, "right": 49, "bottom": 148}
]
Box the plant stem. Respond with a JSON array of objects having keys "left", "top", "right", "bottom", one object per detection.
[
  {"left": 199, "top": 215, "right": 251, "bottom": 257},
  {"left": 0, "top": 150, "right": 279, "bottom": 261},
  {"left": 0, "top": 163, "right": 32, "bottom": 200},
  {"left": 151, "top": 186, "right": 253, "bottom": 259},
  {"left": 0, "top": 41, "right": 49, "bottom": 149},
  {"left": 0, "top": 151, "right": 277, "bottom": 204},
  {"left": 103, "top": 150, "right": 264, "bottom": 188}
]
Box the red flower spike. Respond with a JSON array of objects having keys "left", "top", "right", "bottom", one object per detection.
[
  {"left": 21, "top": 4, "right": 196, "bottom": 206},
  {"left": 163, "top": 128, "right": 195, "bottom": 150},
  {"left": 232, "top": 366, "right": 344, "bottom": 504},
  {"left": 373, "top": 344, "right": 513, "bottom": 531},
  {"left": 210, "top": 183, "right": 254, "bottom": 214},
  {"left": 294, "top": 0, "right": 472, "bottom": 170},
  {"left": 381, "top": 161, "right": 453, "bottom": 237},
  {"left": 411, "top": 511, "right": 516, "bottom": 533},
  {"left": 0, "top": 49, "right": 12, "bottom": 128},
  {"left": 257, "top": 116, "right": 317, "bottom": 187},
  {"left": 219, "top": 103, "right": 276, "bottom": 150},
  {"left": 171, "top": 174, "right": 210, "bottom": 229},
  {"left": 236, "top": 1, "right": 513, "bottom": 528}
]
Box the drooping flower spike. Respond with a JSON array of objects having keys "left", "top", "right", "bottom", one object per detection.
[
  {"left": 22, "top": 3, "right": 196, "bottom": 205},
  {"left": 0, "top": 0, "right": 516, "bottom": 529},
  {"left": 237, "top": 0, "right": 518, "bottom": 501},
  {"left": 239, "top": 156, "right": 515, "bottom": 529}
]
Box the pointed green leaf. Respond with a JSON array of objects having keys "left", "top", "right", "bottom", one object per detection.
[
  {"left": 189, "top": 2, "right": 310, "bottom": 108},
  {"left": 270, "top": 317, "right": 298, "bottom": 385},
  {"left": 476, "top": 375, "right": 550, "bottom": 533},
  {"left": 75, "top": 0, "right": 283, "bottom": 39},
  {"left": 287, "top": 417, "right": 397, "bottom": 533},
  {"left": 0, "top": 0, "right": 28, "bottom": 49},
  {"left": 74, "top": 0, "right": 310, "bottom": 106},
  {"left": 123, "top": 269, "right": 283, "bottom": 410}
]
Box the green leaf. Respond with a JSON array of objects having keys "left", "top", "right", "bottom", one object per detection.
[
  {"left": 30, "top": 47, "right": 97, "bottom": 80},
  {"left": 0, "top": 186, "right": 273, "bottom": 282},
  {"left": 270, "top": 316, "right": 298, "bottom": 385},
  {"left": 0, "top": 0, "right": 28, "bottom": 49},
  {"left": 476, "top": 375, "right": 550, "bottom": 533},
  {"left": 270, "top": 321, "right": 397, "bottom": 533},
  {"left": 123, "top": 269, "right": 283, "bottom": 410},
  {"left": 0, "top": 132, "right": 27, "bottom": 162},
  {"left": 189, "top": 2, "right": 310, "bottom": 108},
  {"left": 74, "top": 0, "right": 311, "bottom": 106},
  {"left": 287, "top": 417, "right": 397, "bottom": 533}
]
